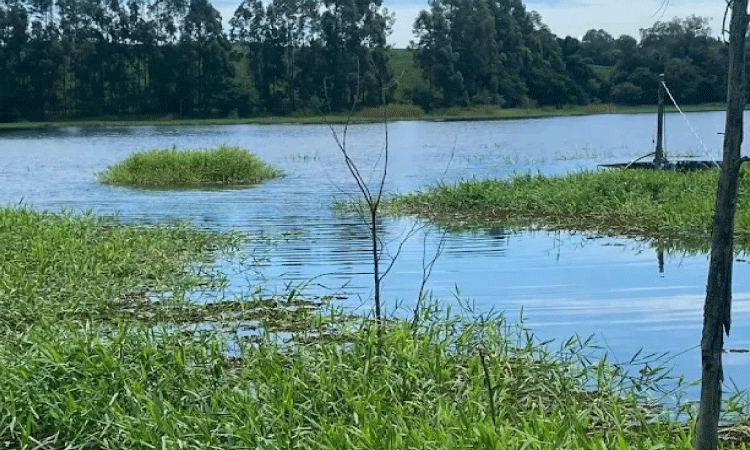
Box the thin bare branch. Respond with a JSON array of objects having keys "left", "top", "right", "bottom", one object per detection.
[
  {"left": 379, "top": 222, "right": 425, "bottom": 280},
  {"left": 375, "top": 101, "right": 389, "bottom": 207},
  {"left": 441, "top": 137, "right": 458, "bottom": 183}
]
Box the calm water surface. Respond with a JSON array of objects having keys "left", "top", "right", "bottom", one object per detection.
[{"left": 2, "top": 112, "right": 750, "bottom": 399}]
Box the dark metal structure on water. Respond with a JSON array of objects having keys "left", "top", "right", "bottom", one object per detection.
[{"left": 600, "top": 74, "right": 720, "bottom": 171}]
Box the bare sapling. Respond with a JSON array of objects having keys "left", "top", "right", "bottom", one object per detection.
[
  {"left": 325, "top": 65, "right": 449, "bottom": 330},
  {"left": 324, "top": 71, "right": 392, "bottom": 326}
]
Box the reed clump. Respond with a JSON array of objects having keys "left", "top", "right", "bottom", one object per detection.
[
  {"left": 98, "top": 145, "right": 282, "bottom": 189},
  {"left": 388, "top": 167, "right": 750, "bottom": 249}
]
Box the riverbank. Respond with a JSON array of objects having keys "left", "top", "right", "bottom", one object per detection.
[
  {"left": 3, "top": 206, "right": 748, "bottom": 448},
  {"left": 0, "top": 102, "right": 727, "bottom": 131},
  {"left": 387, "top": 167, "right": 750, "bottom": 253}
]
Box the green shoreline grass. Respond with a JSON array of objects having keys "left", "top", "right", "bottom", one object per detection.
[
  {"left": 2, "top": 207, "right": 749, "bottom": 448},
  {"left": 97, "top": 145, "right": 282, "bottom": 189},
  {"left": 387, "top": 167, "right": 750, "bottom": 252},
  {"left": 2, "top": 311, "right": 704, "bottom": 450},
  {"left": 0, "top": 102, "right": 727, "bottom": 131},
  {"left": 0, "top": 207, "right": 239, "bottom": 332}
]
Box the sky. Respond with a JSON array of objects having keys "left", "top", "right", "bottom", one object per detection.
[{"left": 212, "top": 0, "right": 727, "bottom": 48}]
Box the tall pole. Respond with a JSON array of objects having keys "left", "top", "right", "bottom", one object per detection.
[
  {"left": 694, "top": 1, "right": 748, "bottom": 449},
  {"left": 655, "top": 73, "right": 666, "bottom": 168}
]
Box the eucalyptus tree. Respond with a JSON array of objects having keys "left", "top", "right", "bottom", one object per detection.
[
  {"left": 265, "top": 0, "right": 320, "bottom": 111},
  {"left": 412, "top": 0, "right": 579, "bottom": 108},
  {"left": 179, "top": 0, "right": 232, "bottom": 115},
  {"left": 54, "top": 0, "right": 106, "bottom": 115},
  {"left": 450, "top": 0, "right": 501, "bottom": 104},
  {"left": 230, "top": 0, "right": 269, "bottom": 110},
  {"left": 486, "top": 0, "right": 530, "bottom": 106},
  {"left": 0, "top": 2, "right": 28, "bottom": 119},
  {"left": 147, "top": 0, "right": 188, "bottom": 114},
  {"left": 412, "top": 0, "right": 461, "bottom": 108},
  {"left": 319, "top": 0, "right": 393, "bottom": 110},
  {"left": 413, "top": 0, "right": 498, "bottom": 107},
  {"left": 150, "top": 0, "right": 186, "bottom": 44}
]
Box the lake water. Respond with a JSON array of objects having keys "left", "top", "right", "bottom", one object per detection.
[{"left": 2, "top": 111, "right": 750, "bottom": 403}]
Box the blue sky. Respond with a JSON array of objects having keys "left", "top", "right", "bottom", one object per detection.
[{"left": 213, "top": 0, "right": 724, "bottom": 48}]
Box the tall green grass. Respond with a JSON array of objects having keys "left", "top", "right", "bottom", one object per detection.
[
  {"left": 388, "top": 168, "right": 750, "bottom": 250},
  {"left": 3, "top": 206, "right": 749, "bottom": 449},
  {"left": 98, "top": 145, "right": 282, "bottom": 189},
  {"left": 0, "top": 207, "right": 238, "bottom": 332},
  {"left": 1, "top": 309, "right": 703, "bottom": 450}
]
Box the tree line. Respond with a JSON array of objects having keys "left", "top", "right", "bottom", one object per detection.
[
  {"left": 0, "top": 0, "right": 391, "bottom": 120},
  {"left": 0, "top": 0, "right": 734, "bottom": 121},
  {"left": 411, "top": 2, "right": 726, "bottom": 109}
]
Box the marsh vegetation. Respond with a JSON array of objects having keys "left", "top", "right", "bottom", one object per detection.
[
  {"left": 4, "top": 116, "right": 750, "bottom": 447},
  {"left": 97, "top": 145, "right": 282, "bottom": 189},
  {"left": 387, "top": 167, "right": 750, "bottom": 251},
  {"left": 0, "top": 207, "right": 726, "bottom": 449}
]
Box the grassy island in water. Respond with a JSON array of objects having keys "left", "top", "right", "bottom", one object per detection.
[
  {"left": 97, "top": 145, "right": 282, "bottom": 189},
  {"left": 387, "top": 167, "right": 750, "bottom": 252}
]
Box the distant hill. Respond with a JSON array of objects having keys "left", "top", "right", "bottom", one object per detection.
[{"left": 388, "top": 48, "right": 423, "bottom": 104}]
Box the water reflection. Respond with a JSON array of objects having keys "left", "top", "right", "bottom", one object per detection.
[{"left": 658, "top": 249, "right": 665, "bottom": 274}]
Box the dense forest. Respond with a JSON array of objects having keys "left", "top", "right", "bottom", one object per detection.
[{"left": 0, "top": 0, "right": 733, "bottom": 120}]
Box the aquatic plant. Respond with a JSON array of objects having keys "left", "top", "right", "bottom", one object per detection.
[
  {"left": 97, "top": 145, "right": 282, "bottom": 189},
  {"left": 0, "top": 207, "right": 239, "bottom": 332},
  {"left": 0, "top": 302, "right": 711, "bottom": 450},
  {"left": 387, "top": 167, "right": 750, "bottom": 251},
  {"left": 4, "top": 206, "right": 750, "bottom": 449}
]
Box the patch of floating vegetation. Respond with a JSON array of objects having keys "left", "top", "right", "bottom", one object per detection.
[
  {"left": 4, "top": 206, "right": 750, "bottom": 448},
  {"left": 97, "top": 145, "right": 282, "bottom": 189},
  {"left": 117, "top": 291, "right": 352, "bottom": 336},
  {"left": 387, "top": 167, "right": 750, "bottom": 252},
  {"left": 0, "top": 206, "right": 240, "bottom": 332}
]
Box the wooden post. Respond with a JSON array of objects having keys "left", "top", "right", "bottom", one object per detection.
[
  {"left": 694, "top": 1, "right": 748, "bottom": 449},
  {"left": 655, "top": 74, "right": 666, "bottom": 168}
]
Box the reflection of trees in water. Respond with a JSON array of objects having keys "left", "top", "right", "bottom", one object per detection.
[
  {"left": 487, "top": 226, "right": 508, "bottom": 240},
  {"left": 239, "top": 215, "right": 750, "bottom": 296},
  {"left": 658, "top": 249, "right": 664, "bottom": 274}
]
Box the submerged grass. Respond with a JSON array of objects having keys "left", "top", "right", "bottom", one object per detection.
[
  {"left": 0, "top": 207, "right": 239, "bottom": 332},
  {"left": 387, "top": 167, "right": 750, "bottom": 251},
  {"left": 3, "top": 206, "right": 750, "bottom": 449},
  {"left": 97, "top": 145, "right": 282, "bottom": 189}
]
